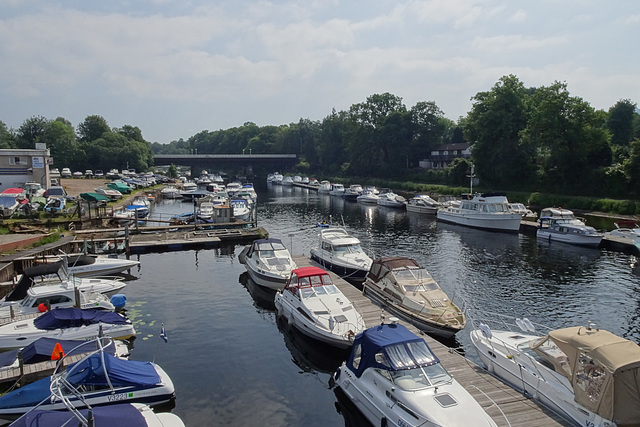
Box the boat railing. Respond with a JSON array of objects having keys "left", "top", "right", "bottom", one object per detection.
[
  {"left": 465, "top": 307, "right": 553, "bottom": 337},
  {"left": 467, "top": 385, "right": 512, "bottom": 427}
]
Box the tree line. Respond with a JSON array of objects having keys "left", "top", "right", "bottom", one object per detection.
[
  {"left": 2, "top": 74, "right": 638, "bottom": 198},
  {"left": 0, "top": 115, "right": 154, "bottom": 173}
]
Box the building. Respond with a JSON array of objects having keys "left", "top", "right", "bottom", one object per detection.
[
  {"left": 0, "top": 145, "right": 52, "bottom": 192},
  {"left": 419, "top": 143, "right": 471, "bottom": 169}
]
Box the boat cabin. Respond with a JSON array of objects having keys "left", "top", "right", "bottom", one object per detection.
[
  {"left": 459, "top": 193, "right": 510, "bottom": 212},
  {"left": 529, "top": 325, "right": 640, "bottom": 425},
  {"left": 366, "top": 257, "right": 439, "bottom": 293},
  {"left": 319, "top": 228, "right": 364, "bottom": 254},
  {"left": 345, "top": 323, "right": 450, "bottom": 389}
]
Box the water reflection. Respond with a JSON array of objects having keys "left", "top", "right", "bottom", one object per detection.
[
  {"left": 333, "top": 387, "right": 373, "bottom": 427},
  {"left": 239, "top": 272, "right": 277, "bottom": 311},
  {"left": 276, "top": 316, "right": 349, "bottom": 375}
]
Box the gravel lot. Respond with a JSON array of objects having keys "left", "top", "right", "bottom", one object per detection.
[{"left": 59, "top": 178, "right": 112, "bottom": 197}]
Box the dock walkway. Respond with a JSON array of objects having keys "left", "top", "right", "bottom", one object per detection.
[{"left": 293, "top": 256, "right": 570, "bottom": 427}]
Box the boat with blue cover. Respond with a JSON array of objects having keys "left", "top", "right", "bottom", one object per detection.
[
  {"left": 334, "top": 322, "right": 498, "bottom": 426},
  {"left": 0, "top": 307, "right": 135, "bottom": 351},
  {"left": 9, "top": 403, "right": 185, "bottom": 427},
  {"left": 0, "top": 340, "right": 175, "bottom": 420}
]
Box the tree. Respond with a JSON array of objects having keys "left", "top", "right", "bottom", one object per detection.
[
  {"left": 15, "top": 116, "right": 50, "bottom": 149},
  {"left": 409, "top": 101, "right": 450, "bottom": 165},
  {"left": 521, "top": 81, "right": 610, "bottom": 194},
  {"left": 608, "top": 99, "right": 637, "bottom": 147},
  {"left": 77, "top": 115, "right": 110, "bottom": 143},
  {"left": 167, "top": 164, "right": 178, "bottom": 178},
  {"left": 0, "top": 121, "right": 15, "bottom": 149},
  {"left": 464, "top": 75, "right": 536, "bottom": 189}
]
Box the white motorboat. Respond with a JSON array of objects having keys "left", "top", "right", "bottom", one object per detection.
[
  {"left": 230, "top": 199, "right": 251, "bottom": 221},
  {"left": 437, "top": 194, "right": 460, "bottom": 208},
  {"left": 94, "top": 187, "right": 123, "bottom": 201},
  {"left": 537, "top": 207, "right": 604, "bottom": 247},
  {"left": 470, "top": 313, "right": 640, "bottom": 427},
  {"left": 0, "top": 307, "right": 136, "bottom": 351},
  {"left": 238, "top": 238, "right": 297, "bottom": 290},
  {"left": 281, "top": 176, "right": 294, "bottom": 186},
  {"left": 132, "top": 194, "right": 151, "bottom": 208},
  {"left": 0, "top": 283, "right": 115, "bottom": 319},
  {"left": 309, "top": 227, "right": 373, "bottom": 283},
  {"left": 406, "top": 194, "right": 439, "bottom": 214},
  {"left": 607, "top": 220, "right": 640, "bottom": 251},
  {"left": 273, "top": 172, "right": 284, "bottom": 185},
  {"left": 226, "top": 181, "right": 243, "bottom": 196},
  {"left": 436, "top": 193, "right": 522, "bottom": 232},
  {"left": 342, "top": 185, "right": 363, "bottom": 201},
  {"left": 198, "top": 201, "right": 215, "bottom": 219},
  {"left": 112, "top": 208, "right": 136, "bottom": 225},
  {"left": 0, "top": 263, "right": 127, "bottom": 308},
  {"left": 376, "top": 188, "right": 406, "bottom": 208},
  {"left": 274, "top": 266, "right": 365, "bottom": 348},
  {"left": 362, "top": 257, "right": 465, "bottom": 338},
  {"left": 293, "top": 175, "right": 303, "bottom": 183},
  {"left": 334, "top": 321, "right": 498, "bottom": 427},
  {"left": 318, "top": 180, "right": 332, "bottom": 193},
  {"left": 329, "top": 183, "right": 346, "bottom": 197},
  {"left": 161, "top": 185, "right": 182, "bottom": 199},
  {"left": 0, "top": 337, "right": 175, "bottom": 420},
  {"left": 33, "top": 254, "right": 139, "bottom": 277},
  {"left": 9, "top": 403, "right": 186, "bottom": 427},
  {"left": 508, "top": 202, "right": 537, "bottom": 219},
  {"left": 356, "top": 188, "right": 379, "bottom": 204}
]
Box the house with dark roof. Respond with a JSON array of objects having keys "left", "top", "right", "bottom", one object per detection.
[{"left": 419, "top": 143, "right": 471, "bottom": 169}]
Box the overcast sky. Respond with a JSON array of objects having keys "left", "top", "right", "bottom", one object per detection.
[{"left": 1, "top": 0, "right": 638, "bottom": 144}]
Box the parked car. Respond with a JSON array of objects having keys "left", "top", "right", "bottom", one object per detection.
[
  {"left": 61, "top": 168, "right": 72, "bottom": 178},
  {"left": 85, "top": 169, "right": 93, "bottom": 178},
  {"left": 94, "top": 170, "right": 104, "bottom": 178}
]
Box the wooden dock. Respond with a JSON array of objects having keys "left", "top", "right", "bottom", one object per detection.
[
  {"left": 293, "top": 256, "right": 570, "bottom": 427},
  {"left": 128, "top": 227, "right": 266, "bottom": 254}
]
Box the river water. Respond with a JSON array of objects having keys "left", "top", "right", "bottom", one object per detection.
[{"left": 123, "top": 184, "right": 640, "bottom": 426}]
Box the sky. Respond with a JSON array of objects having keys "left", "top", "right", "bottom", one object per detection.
[{"left": 0, "top": 1, "right": 638, "bottom": 144}]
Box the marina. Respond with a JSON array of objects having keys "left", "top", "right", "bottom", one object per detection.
[{"left": 0, "top": 183, "right": 638, "bottom": 425}]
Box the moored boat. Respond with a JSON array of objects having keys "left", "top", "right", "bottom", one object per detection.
[
  {"left": 274, "top": 267, "right": 365, "bottom": 348},
  {"left": 334, "top": 321, "right": 498, "bottom": 427},
  {"left": 470, "top": 312, "right": 640, "bottom": 427},
  {"left": 406, "top": 194, "right": 439, "bottom": 214},
  {"left": 537, "top": 207, "right": 603, "bottom": 247},
  {"left": 239, "top": 238, "right": 297, "bottom": 290},
  {"left": 362, "top": 257, "right": 465, "bottom": 338},
  {"left": 436, "top": 193, "right": 522, "bottom": 232},
  {"left": 376, "top": 188, "right": 406, "bottom": 209},
  {"left": 309, "top": 227, "right": 373, "bottom": 283}
]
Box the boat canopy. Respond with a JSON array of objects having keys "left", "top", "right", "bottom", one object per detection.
[
  {"left": 4, "top": 262, "right": 66, "bottom": 302},
  {"left": 33, "top": 308, "right": 128, "bottom": 330},
  {"left": 287, "top": 267, "right": 332, "bottom": 289},
  {"left": 533, "top": 326, "right": 640, "bottom": 425},
  {"left": 107, "top": 182, "right": 132, "bottom": 193},
  {"left": 9, "top": 404, "right": 149, "bottom": 427},
  {"left": 346, "top": 323, "right": 439, "bottom": 378},
  {"left": 247, "top": 238, "right": 287, "bottom": 258},
  {"left": 66, "top": 353, "right": 160, "bottom": 387},
  {"left": 79, "top": 192, "right": 110, "bottom": 202},
  {"left": 21, "top": 337, "right": 119, "bottom": 364},
  {"left": 366, "top": 257, "right": 420, "bottom": 283}
]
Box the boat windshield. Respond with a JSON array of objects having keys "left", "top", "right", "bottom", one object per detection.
[
  {"left": 333, "top": 243, "right": 363, "bottom": 254},
  {"left": 0, "top": 197, "right": 17, "bottom": 208},
  {"left": 392, "top": 267, "right": 438, "bottom": 292},
  {"left": 374, "top": 341, "right": 450, "bottom": 389},
  {"left": 299, "top": 283, "right": 340, "bottom": 299}
]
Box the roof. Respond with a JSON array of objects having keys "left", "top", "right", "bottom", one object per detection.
[
  {"left": 431, "top": 143, "right": 469, "bottom": 151},
  {"left": 292, "top": 266, "right": 328, "bottom": 278}
]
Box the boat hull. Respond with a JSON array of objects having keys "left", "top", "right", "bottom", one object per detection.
[
  {"left": 309, "top": 252, "right": 368, "bottom": 283},
  {"left": 436, "top": 211, "right": 522, "bottom": 232},
  {"left": 537, "top": 230, "right": 603, "bottom": 247},
  {"left": 362, "top": 285, "right": 462, "bottom": 338},
  {"left": 245, "top": 264, "right": 288, "bottom": 291}
]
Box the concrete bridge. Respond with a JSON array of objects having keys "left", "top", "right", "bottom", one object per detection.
[{"left": 153, "top": 154, "right": 297, "bottom": 175}]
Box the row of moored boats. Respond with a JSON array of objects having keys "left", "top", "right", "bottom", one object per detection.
[
  {"left": 0, "top": 255, "right": 185, "bottom": 426},
  {"left": 239, "top": 176, "right": 640, "bottom": 426}
]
